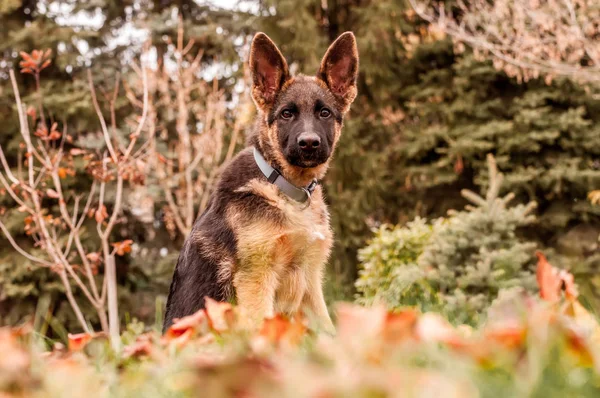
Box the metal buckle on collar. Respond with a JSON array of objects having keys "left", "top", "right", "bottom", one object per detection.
[
  {"left": 301, "top": 187, "right": 312, "bottom": 209},
  {"left": 305, "top": 179, "right": 318, "bottom": 195},
  {"left": 300, "top": 179, "right": 318, "bottom": 209}
]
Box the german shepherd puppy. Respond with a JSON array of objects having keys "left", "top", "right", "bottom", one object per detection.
[{"left": 163, "top": 31, "right": 359, "bottom": 332}]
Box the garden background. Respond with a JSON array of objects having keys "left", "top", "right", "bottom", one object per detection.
[{"left": 1, "top": 1, "right": 600, "bottom": 396}]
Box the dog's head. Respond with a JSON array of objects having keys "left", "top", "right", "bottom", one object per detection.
[{"left": 249, "top": 32, "right": 359, "bottom": 172}]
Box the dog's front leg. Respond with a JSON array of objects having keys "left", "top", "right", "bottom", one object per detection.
[
  {"left": 302, "top": 266, "right": 335, "bottom": 334},
  {"left": 234, "top": 266, "right": 281, "bottom": 328}
]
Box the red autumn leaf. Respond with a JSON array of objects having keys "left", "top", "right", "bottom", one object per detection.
[
  {"left": 95, "top": 205, "right": 108, "bottom": 223},
  {"left": 46, "top": 189, "right": 60, "bottom": 199},
  {"left": 31, "top": 50, "right": 40, "bottom": 61},
  {"left": 67, "top": 333, "right": 93, "bottom": 351},
  {"left": 112, "top": 239, "right": 133, "bottom": 256},
  {"left": 162, "top": 308, "right": 208, "bottom": 347}
]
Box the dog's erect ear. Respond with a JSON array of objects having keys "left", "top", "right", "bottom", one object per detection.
[
  {"left": 318, "top": 32, "right": 359, "bottom": 111},
  {"left": 249, "top": 32, "right": 290, "bottom": 111}
]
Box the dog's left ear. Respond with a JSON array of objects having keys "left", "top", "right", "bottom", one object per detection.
[
  {"left": 249, "top": 32, "right": 290, "bottom": 111},
  {"left": 318, "top": 32, "right": 359, "bottom": 112}
]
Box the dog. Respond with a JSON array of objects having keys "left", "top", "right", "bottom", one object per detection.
[{"left": 163, "top": 31, "right": 359, "bottom": 332}]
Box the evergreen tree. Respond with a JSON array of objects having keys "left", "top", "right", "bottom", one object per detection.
[{"left": 357, "top": 155, "right": 539, "bottom": 325}]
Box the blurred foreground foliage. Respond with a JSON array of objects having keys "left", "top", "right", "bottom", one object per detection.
[
  {"left": 2, "top": 255, "right": 600, "bottom": 398},
  {"left": 1, "top": 0, "right": 600, "bottom": 332}
]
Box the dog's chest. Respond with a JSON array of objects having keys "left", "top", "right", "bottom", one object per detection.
[
  {"left": 280, "top": 199, "right": 331, "bottom": 264},
  {"left": 233, "top": 178, "right": 333, "bottom": 269}
]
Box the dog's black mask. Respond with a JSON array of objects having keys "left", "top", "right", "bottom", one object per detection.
[{"left": 270, "top": 78, "right": 341, "bottom": 168}]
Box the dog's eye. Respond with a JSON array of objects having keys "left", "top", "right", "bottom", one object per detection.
[
  {"left": 319, "top": 108, "right": 331, "bottom": 118},
  {"left": 281, "top": 109, "right": 293, "bottom": 119}
]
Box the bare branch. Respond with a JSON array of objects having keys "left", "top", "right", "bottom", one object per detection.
[
  {"left": 0, "top": 220, "right": 54, "bottom": 267},
  {"left": 88, "top": 69, "right": 119, "bottom": 163}
]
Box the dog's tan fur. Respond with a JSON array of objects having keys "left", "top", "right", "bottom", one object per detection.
[{"left": 230, "top": 180, "right": 333, "bottom": 329}]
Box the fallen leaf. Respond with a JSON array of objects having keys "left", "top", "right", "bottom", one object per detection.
[
  {"left": 162, "top": 308, "right": 208, "bottom": 347},
  {"left": 259, "top": 314, "right": 307, "bottom": 347},
  {"left": 67, "top": 332, "right": 104, "bottom": 351},
  {"left": 205, "top": 297, "right": 234, "bottom": 333}
]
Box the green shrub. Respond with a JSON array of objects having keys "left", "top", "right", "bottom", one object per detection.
[
  {"left": 356, "top": 218, "right": 437, "bottom": 309},
  {"left": 357, "top": 155, "right": 539, "bottom": 324}
]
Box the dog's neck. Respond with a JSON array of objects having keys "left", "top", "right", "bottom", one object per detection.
[{"left": 249, "top": 118, "right": 329, "bottom": 188}]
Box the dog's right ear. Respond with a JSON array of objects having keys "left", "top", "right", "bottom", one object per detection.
[{"left": 249, "top": 32, "right": 290, "bottom": 111}]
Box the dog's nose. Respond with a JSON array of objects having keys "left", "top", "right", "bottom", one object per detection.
[{"left": 297, "top": 132, "right": 321, "bottom": 150}]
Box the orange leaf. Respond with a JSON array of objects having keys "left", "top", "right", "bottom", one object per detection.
[
  {"left": 95, "top": 205, "right": 108, "bottom": 223},
  {"left": 259, "top": 314, "right": 307, "bottom": 347},
  {"left": 19, "top": 51, "right": 32, "bottom": 62},
  {"left": 67, "top": 333, "right": 93, "bottom": 351},
  {"left": 40, "top": 59, "right": 52, "bottom": 70},
  {"left": 48, "top": 131, "right": 61, "bottom": 141},
  {"left": 162, "top": 308, "right": 208, "bottom": 347},
  {"left": 536, "top": 251, "right": 578, "bottom": 303},
  {"left": 205, "top": 297, "right": 234, "bottom": 333},
  {"left": 34, "top": 127, "right": 48, "bottom": 138},
  {"left": 19, "top": 60, "right": 36, "bottom": 68},
  {"left": 382, "top": 310, "right": 418, "bottom": 344},
  {"left": 112, "top": 239, "right": 133, "bottom": 256}
]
